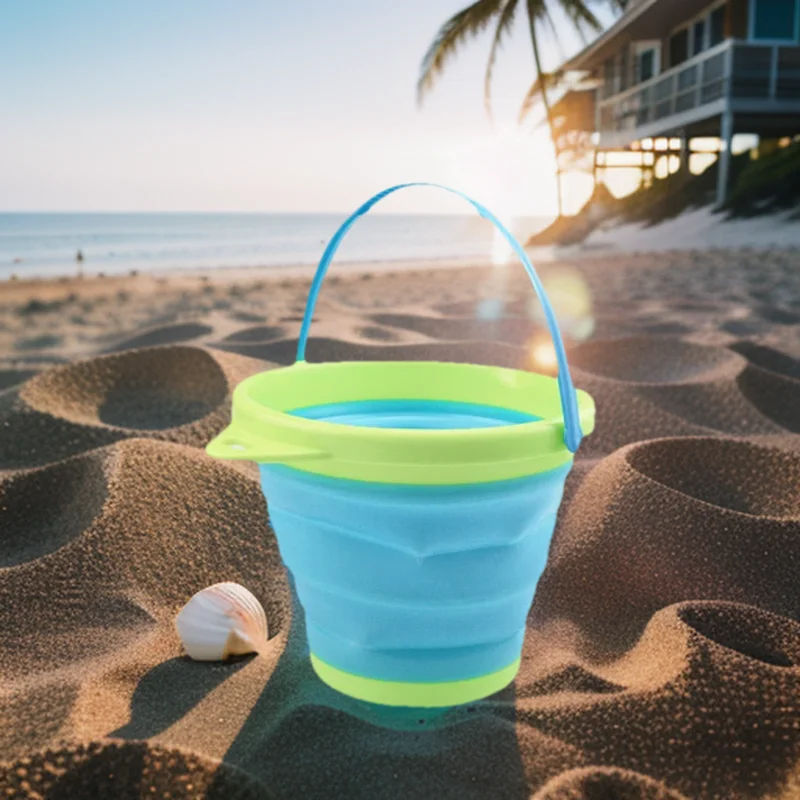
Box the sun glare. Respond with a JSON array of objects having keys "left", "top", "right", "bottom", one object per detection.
[
  {"left": 530, "top": 339, "right": 558, "bottom": 371},
  {"left": 449, "top": 127, "right": 559, "bottom": 218},
  {"left": 526, "top": 266, "right": 595, "bottom": 342},
  {"left": 491, "top": 229, "right": 514, "bottom": 266}
]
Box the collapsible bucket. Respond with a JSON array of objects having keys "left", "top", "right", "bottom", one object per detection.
[{"left": 207, "top": 183, "right": 595, "bottom": 708}]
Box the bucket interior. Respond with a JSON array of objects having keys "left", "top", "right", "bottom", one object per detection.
[
  {"left": 289, "top": 399, "right": 541, "bottom": 430},
  {"left": 243, "top": 361, "right": 577, "bottom": 423}
]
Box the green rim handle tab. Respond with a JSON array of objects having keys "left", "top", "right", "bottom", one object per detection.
[{"left": 206, "top": 423, "right": 327, "bottom": 462}]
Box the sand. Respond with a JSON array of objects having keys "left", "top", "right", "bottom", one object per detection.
[
  {"left": 555, "top": 207, "right": 800, "bottom": 257},
  {"left": 1, "top": 249, "right": 799, "bottom": 799}
]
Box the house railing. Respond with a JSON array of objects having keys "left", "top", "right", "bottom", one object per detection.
[{"left": 598, "top": 39, "right": 800, "bottom": 136}]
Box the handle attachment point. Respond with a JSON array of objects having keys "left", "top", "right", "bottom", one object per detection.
[{"left": 206, "top": 424, "right": 328, "bottom": 463}]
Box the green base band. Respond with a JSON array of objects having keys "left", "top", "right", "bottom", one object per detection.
[{"left": 310, "top": 654, "right": 520, "bottom": 708}]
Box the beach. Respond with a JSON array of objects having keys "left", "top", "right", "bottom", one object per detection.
[{"left": 1, "top": 247, "right": 800, "bottom": 799}]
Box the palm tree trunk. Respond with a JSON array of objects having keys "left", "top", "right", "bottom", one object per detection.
[{"left": 527, "top": 12, "right": 564, "bottom": 218}]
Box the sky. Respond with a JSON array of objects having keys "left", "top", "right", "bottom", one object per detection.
[{"left": 0, "top": 1, "right": 617, "bottom": 216}]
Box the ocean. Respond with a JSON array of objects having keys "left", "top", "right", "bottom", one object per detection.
[{"left": 0, "top": 213, "right": 550, "bottom": 280}]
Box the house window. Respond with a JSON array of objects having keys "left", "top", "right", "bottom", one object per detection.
[
  {"left": 751, "top": 0, "right": 798, "bottom": 41},
  {"left": 632, "top": 41, "right": 659, "bottom": 85},
  {"left": 639, "top": 50, "right": 655, "bottom": 82},
  {"left": 693, "top": 20, "right": 706, "bottom": 55},
  {"left": 709, "top": 5, "right": 726, "bottom": 46},
  {"left": 619, "top": 43, "right": 631, "bottom": 91},
  {"left": 603, "top": 56, "right": 616, "bottom": 98},
  {"left": 669, "top": 28, "right": 689, "bottom": 67}
]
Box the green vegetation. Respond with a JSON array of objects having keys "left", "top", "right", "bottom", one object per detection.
[
  {"left": 528, "top": 142, "right": 800, "bottom": 246},
  {"left": 725, "top": 139, "right": 800, "bottom": 217}
]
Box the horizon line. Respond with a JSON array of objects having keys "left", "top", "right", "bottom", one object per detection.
[{"left": 0, "top": 209, "right": 552, "bottom": 218}]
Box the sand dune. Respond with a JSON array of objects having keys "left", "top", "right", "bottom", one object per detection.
[
  {"left": 534, "top": 437, "right": 800, "bottom": 652},
  {"left": 0, "top": 741, "right": 269, "bottom": 799},
  {"left": 100, "top": 322, "right": 216, "bottom": 354},
  {"left": 0, "top": 346, "right": 263, "bottom": 469},
  {"left": 0, "top": 250, "right": 799, "bottom": 799},
  {"left": 532, "top": 766, "right": 690, "bottom": 799}
]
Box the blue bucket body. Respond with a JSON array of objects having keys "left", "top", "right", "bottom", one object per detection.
[
  {"left": 259, "top": 399, "right": 572, "bottom": 686},
  {"left": 261, "top": 464, "right": 570, "bottom": 683}
]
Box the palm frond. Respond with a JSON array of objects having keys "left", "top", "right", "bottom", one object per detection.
[
  {"left": 559, "top": 0, "right": 603, "bottom": 35},
  {"left": 527, "top": 0, "right": 602, "bottom": 40},
  {"left": 417, "top": 0, "right": 505, "bottom": 105},
  {"left": 483, "top": 0, "right": 520, "bottom": 118},
  {"left": 524, "top": 0, "right": 547, "bottom": 24}
]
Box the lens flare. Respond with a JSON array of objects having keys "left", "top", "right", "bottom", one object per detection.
[
  {"left": 530, "top": 339, "right": 558, "bottom": 372},
  {"left": 491, "top": 227, "right": 514, "bottom": 267},
  {"left": 527, "top": 265, "right": 594, "bottom": 342},
  {"left": 476, "top": 297, "right": 505, "bottom": 321}
]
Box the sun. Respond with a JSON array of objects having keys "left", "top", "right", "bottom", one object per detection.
[{"left": 448, "top": 126, "right": 560, "bottom": 219}]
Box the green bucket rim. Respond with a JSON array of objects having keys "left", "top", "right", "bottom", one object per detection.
[{"left": 206, "top": 360, "right": 595, "bottom": 485}]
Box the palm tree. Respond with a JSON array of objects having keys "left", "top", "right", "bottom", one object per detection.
[{"left": 418, "top": 0, "right": 627, "bottom": 218}]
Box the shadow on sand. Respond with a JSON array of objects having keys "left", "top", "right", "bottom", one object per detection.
[
  {"left": 111, "top": 656, "right": 252, "bottom": 740},
  {"left": 210, "top": 576, "right": 529, "bottom": 800}
]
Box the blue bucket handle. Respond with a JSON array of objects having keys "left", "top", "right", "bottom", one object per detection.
[{"left": 295, "top": 182, "right": 583, "bottom": 453}]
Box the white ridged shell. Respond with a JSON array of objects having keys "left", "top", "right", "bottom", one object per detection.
[{"left": 175, "top": 582, "right": 268, "bottom": 661}]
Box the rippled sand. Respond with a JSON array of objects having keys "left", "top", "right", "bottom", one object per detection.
[{"left": 1, "top": 249, "right": 799, "bottom": 799}]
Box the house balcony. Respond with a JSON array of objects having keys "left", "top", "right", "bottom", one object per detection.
[{"left": 597, "top": 39, "right": 800, "bottom": 149}]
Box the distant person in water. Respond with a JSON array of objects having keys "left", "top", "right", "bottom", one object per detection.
[{"left": 76, "top": 249, "right": 84, "bottom": 277}]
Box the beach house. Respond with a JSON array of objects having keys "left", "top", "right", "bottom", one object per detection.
[{"left": 559, "top": 0, "right": 800, "bottom": 204}]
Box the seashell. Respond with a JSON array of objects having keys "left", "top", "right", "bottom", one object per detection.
[{"left": 175, "top": 582, "right": 268, "bottom": 661}]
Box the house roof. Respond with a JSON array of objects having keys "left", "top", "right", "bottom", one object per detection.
[{"left": 562, "top": 0, "right": 713, "bottom": 72}]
